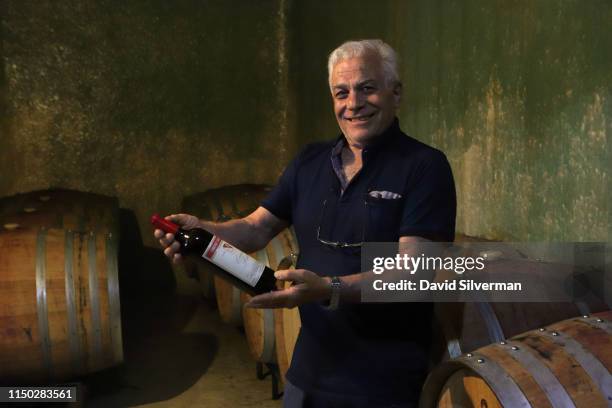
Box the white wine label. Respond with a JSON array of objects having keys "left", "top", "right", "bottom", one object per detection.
[{"left": 202, "top": 236, "right": 265, "bottom": 287}]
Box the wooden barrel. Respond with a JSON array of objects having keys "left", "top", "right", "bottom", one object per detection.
[
  {"left": 433, "top": 237, "right": 609, "bottom": 362},
  {"left": 214, "top": 278, "right": 243, "bottom": 327},
  {"left": 181, "top": 184, "right": 272, "bottom": 324},
  {"left": 0, "top": 188, "right": 119, "bottom": 234},
  {"left": 273, "top": 254, "right": 302, "bottom": 384},
  {"left": 435, "top": 296, "right": 608, "bottom": 360},
  {"left": 421, "top": 310, "right": 612, "bottom": 408},
  {"left": 241, "top": 229, "right": 299, "bottom": 365},
  {"left": 0, "top": 227, "right": 123, "bottom": 383}
]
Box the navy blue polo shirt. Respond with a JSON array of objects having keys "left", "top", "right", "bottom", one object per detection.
[{"left": 262, "top": 118, "right": 456, "bottom": 404}]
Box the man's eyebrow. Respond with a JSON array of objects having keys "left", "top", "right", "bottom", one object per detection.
[
  {"left": 357, "top": 79, "right": 377, "bottom": 86},
  {"left": 332, "top": 79, "right": 377, "bottom": 89}
]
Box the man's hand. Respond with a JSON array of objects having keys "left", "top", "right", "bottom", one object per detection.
[
  {"left": 153, "top": 213, "right": 200, "bottom": 264},
  {"left": 245, "top": 269, "right": 332, "bottom": 309}
]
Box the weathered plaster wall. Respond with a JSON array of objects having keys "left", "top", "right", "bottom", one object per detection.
[
  {"left": 0, "top": 0, "right": 293, "bottom": 246},
  {"left": 288, "top": 0, "right": 610, "bottom": 241},
  {"left": 393, "top": 0, "right": 610, "bottom": 241},
  {"left": 284, "top": 1, "right": 395, "bottom": 148},
  {"left": 1, "top": 1, "right": 609, "bottom": 245}
]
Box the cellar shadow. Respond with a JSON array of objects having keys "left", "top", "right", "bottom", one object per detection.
[
  {"left": 84, "top": 288, "right": 218, "bottom": 407},
  {"left": 82, "top": 209, "right": 218, "bottom": 407},
  {"left": 118, "top": 208, "right": 177, "bottom": 295}
]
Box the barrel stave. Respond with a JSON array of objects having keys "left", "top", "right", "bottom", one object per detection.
[
  {"left": 242, "top": 228, "right": 299, "bottom": 364},
  {"left": 478, "top": 346, "right": 553, "bottom": 408},
  {"left": 422, "top": 311, "right": 612, "bottom": 408},
  {"left": 272, "top": 252, "right": 302, "bottom": 384},
  {"left": 0, "top": 230, "right": 42, "bottom": 380},
  {"left": 0, "top": 188, "right": 122, "bottom": 383},
  {"left": 512, "top": 331, "right": 609, "bottom": 406},
  {"left": 550, "top": 317, "right": 612, "bottom": 368}
]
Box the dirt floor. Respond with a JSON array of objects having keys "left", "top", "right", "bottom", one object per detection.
[{"left": 84, "top": 264, "right": 282, "bottom": 407}]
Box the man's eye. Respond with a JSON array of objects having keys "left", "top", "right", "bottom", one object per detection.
[
  {"left": 363, "top": 86, "right": 375, "bottom": 92},
  {"left": 335, "top": 91, "right": 348, "bottom": 99}
]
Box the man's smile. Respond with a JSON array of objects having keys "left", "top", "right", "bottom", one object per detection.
[{"left": 345, "top": 112, "right": 376, "bottom": 122}]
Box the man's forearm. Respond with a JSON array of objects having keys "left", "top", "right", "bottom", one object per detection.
[
  {"left": 337, "top": 269, "right": 435, "bottom": 304},
  {"left": 336, "top": 272, "right": 367, "bottom": 303},
  {"left": 336, "top": 237, "right": 438, "bottom": 304}
]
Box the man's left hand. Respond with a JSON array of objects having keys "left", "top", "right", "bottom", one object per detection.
[{"left": 245, "top": 269, "right": 331, "bottom": 309}]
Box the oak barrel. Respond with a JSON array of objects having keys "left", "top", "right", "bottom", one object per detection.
[
  {"left": 433, "top": 237, "right": 609, "bottom": 361},
  {"left": 0, "top": 227, "right": 123, "bottom": 383},
  {"left": 0, "top": 188, "right": 119, "bottom": 234},
  {"left": 421, "top": 310, "right": 612, "bottom": 408},
  {"left": 272, "top": 255, "right": 302, "bottom": 384},
  {"left": 182, "top": 184, "right": 272, "bottom": 325},
  {"left": 241, "top": 229, "right": 299, "bottom": 365}
]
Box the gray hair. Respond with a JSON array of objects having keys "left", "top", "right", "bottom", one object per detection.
[{"left": 327, "top": 39, "right": 400, "bottom": 89}]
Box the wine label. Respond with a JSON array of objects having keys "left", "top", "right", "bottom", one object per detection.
[{"left": 202, "top": 236, "right": 265, "bottom": 287}]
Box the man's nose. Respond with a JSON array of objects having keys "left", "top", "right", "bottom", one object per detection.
[{"left": 347, "top": 91, "right": 364, "bottom": 110}]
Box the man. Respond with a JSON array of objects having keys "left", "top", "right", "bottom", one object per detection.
[{"left": 155, "top": 39, "right": 456, "bottom": 407}]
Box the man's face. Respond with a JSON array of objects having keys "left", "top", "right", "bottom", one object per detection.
[{"left": 331, "top": 53, "right": 400, "bottom": 145}]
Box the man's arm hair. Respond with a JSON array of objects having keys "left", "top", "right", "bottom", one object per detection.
[
  {"left": 198, "top": 206, "right": 289, "bottom": 254},
  {"left": 337, "top": 235, "right": 435, "bottom": 303}
]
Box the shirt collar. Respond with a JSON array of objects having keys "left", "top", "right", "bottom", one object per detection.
[{"left": 331, "top": 117, "right": 401, "bottom": 157}]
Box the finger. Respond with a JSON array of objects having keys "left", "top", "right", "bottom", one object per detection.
[
  {"left": 173, "top": 253, "right": 182, "bottom": 264},
  {"left": 163, "top": 246, "right": 176, "bottom": 258},
  {"left": 170, "top": 241, "right": 180, "bottom": 252},
  {"left": 166, "top": 214, "right": 186, "bottom": 224},
  {"left": 274, "top": 269, "right": 305, "bottom": 282},
  {"left": 158, "top": 236, "right": 172, "bottom": 247},
  {"left": 158, "top": 233, "right": 175, "bottom": 247},
  {"left": 246, "top": 297, "right": 290, "bottom": 309},
  {"left": 245, "top": 289, "right": 295, "bottom": 309},
  {"left": 154, "top": 229, "right": 164, "bottom": 239},
  {"left": 167, "top": 213, "right": 198, "bottom": 230}
]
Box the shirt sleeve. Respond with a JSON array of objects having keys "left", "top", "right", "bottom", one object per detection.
[
  {"left": 260, "top": 154, "right": 299, "bottom": 224},
  {"left": 398, "top": 150, "right": 456, "bottom": 242}
]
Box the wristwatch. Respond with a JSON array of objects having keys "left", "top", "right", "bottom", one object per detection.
[{"left": 326, "top": 276, "right": 341, "bottom": 310}]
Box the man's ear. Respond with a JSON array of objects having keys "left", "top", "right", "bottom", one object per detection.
[{"left": 393, "top": 81, "right": 402, "bottom": 107}]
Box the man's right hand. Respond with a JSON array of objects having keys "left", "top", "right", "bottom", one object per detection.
[{"left": 153, "top": 213, "right": 201, "bottom": 264}]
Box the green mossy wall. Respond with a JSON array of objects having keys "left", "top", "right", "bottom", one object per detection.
[
  {"left": 1, "top": 0, "right": 609, "bottom": 248},
  {"left": 396, "top": 1, "right": 610, "bottom": 241},
  {"left": 287, "top": 0, "right": 610, "bottom": 241},
  {"left": 0, "top": 0, "right": 293, "bottom": 248}
]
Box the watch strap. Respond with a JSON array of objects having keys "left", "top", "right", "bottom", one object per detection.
[{"left": 326, "top": 276, "right": 341, "bottom": 310}]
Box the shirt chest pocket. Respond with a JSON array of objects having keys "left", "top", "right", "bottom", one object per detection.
[{"left": 364, "top": 195, "right": 404, "bottom": 241}]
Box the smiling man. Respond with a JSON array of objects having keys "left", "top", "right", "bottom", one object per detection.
[
  {"left": 331, "top": 48, "right": 400, "bottom": 145},
  {"left": 155, "top": 39, "right": 456, "bottom": 407},
  {"left": 328, "top": 48, "right": 402, "bottom": 191}
]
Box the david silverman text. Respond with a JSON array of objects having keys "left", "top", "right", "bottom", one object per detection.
[{"left": 372, "top": 279, "right": 523, "bottom": 291}]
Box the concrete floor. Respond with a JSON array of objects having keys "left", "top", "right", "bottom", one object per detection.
[{"left": 84, "top": 286, "right": 282, "bottom": 407}]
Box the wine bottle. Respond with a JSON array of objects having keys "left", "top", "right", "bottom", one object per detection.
[{"left": 151, "top": 214, "right": 277, "bottom": 296}]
